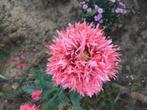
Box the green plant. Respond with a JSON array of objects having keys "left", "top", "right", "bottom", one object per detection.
[
  {"left": 80, "top": 0, "right": 126, "bottom": 29},
  {"left": 21, "top": 65, "right": 120, "bottom": 110},
  {"left": 0, "top": 48, "right": 11, "bottom": 73},
  {"left": 0, "top": 17, "right": 4, "bottom": 27},
  {"left": 81, "top": 84, "right": 120, "bottom": 110},
  {"left": 0, "top": 56, "right": 121, "bottom": 110},
  {"left": 22, "top": 66, "right": 82, "bottom": 110},
  {"left": 0, "top": 18, "right": 3, "bottom": 25}
]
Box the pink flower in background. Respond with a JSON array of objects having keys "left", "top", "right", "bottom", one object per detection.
[
  {"left": 28, "top": 73, "right": 33, "bottom": 78},
  {"left": 19, "top": 103, "right": 39, "bottom": 110},
  {"left": 46, "top": 22, "right": 121, "bottom": 97},
  {"left": 15, "top": 74, "right": 19, "bottom": 79},
  {"left": 17, "top": 63, "right": 25, "bottom": 70},
  {"left": 10, "top": 55, "right": 17, "bottom": 61},
  {"left": 32, "top": 89, "right": 43, "bottom": 101}
]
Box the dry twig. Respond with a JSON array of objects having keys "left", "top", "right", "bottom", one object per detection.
[{"left": 113, "top": 83, "right": 147, "bottom": 104}]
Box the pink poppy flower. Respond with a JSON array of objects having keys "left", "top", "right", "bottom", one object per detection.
[
  {"left": 17, "top": 63, "right": 25, "bottom": 70},
  {"left": 10, "top": 55, "right": 17, "bottom": 61},
  {"left": 32, "top": 90, "right": 43, "bottom": 101},
  {"left": 15, "top": 74, "right": 19, "bottom": 79},
  {"left": 46, "top": 22, "right": 121, "bottom": 97},
  {"left": 19, "top": 103, "right": 39, "bottom": 110},
  {"left": 28, "top": 74, "right": 33, "bottom": 78}
]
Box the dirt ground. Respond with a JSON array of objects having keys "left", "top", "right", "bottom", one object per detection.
[{"left": 0, "top": 0, "right": 147, "bottom": 110}]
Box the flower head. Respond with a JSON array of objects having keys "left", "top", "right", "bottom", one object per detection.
[
  {"left": 87, "top": 8, "right": 92, "bottom": 12},
  {"left": 110, "top": 0, "right": 116, "bottom": 3},
  {"left": 31, "top": 90, "right": 43, "bottom": 101},
  {"left": 83, "top": 4, "right": 88, "bottom": 10},
  {"left": 19, "top": 103, "right": 39, "bottom": 110},
  {"left": 115, "top": 8, "right": 126, "bottom": 14},
  {"left": 17, "top": 63, "right": 25, "bottom": 70},
  {"left": 97, "top": 8, "right": 104, "bottom": 14},
  {"left": 28, "top": 73, "right": 33, "bottom": 78},
  {"left": 46, "top": 22, "right": 121, "bottom": 97},
  {"left": 94, "top": 14, "right": 103, "bottom": 21},
  {"left": 10, "top": 55, "right": 17, "bottom": 61},
  {"left": 15, "top": 74, "right": 20, "bottom": 79}
]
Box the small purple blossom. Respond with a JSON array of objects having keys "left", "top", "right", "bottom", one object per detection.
[
  {"left": 99, "top": 19, "right": 103, "bottom": 24},
  {"left": 97, "top": 8, "right": 104, "bottom": 14},
  {"left": 80, "top": 1, "right": 85, "bottom": 5},
  {"left": 110, "top": 0, "right": 116, "bottom": 3},
  {"left": 94, "top": 5, "right": 99, "bottom": 9},
  {"left": 94, "top": 14, "right": 103, "bottom": 21},
  {"left": 115, "top": 8, "right": 126, "bottom": 14},
  {"left": 83, "top": 4, "right": 88, "bottom": 10},
  {"left": 87, "top": 8, "right": 92, "bottom": 12},
  {"left": 80, "top": 0, "right": 126, "bottom": 27}
]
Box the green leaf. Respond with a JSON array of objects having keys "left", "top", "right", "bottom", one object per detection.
[
  {"left": 58, "top": 90, "right": 68, "bottom": 102},
  {"left": 97, "top": 100, "right": 105, "bottom": 110},
  {"left": 109, "top": 100, "right": 116, "bottom": 110},
  {"left": 0, "top": 48, "right": 10, "bottom": 62},
  {"left": 42, "top": 87, "right": 58, "bottom": 101},
  {"left": 82, "top": 10, "right": 97, "bottom": 18},
  {"left": 0, "top": 74, "right": 8, "bottom": 80},
  {"left": 22, "top": 85, "right": 36, "bottom": 94},
  {"left": 0, "top": 92, "right": 5, "bottom": 97},
  {"left": 0, "top": 18, "right": 4, "bottom": 26},
  {"left": 70, "top": 91, "right": 82, "bottom": 110},
  {"left": 45, "top": 95, "right": 60, "bottom": 110},
  {"left": 85, "top": 0, "right": 90, "bottom": 2}
]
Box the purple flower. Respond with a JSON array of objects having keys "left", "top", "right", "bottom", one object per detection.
[
  {"left": 87, "top": 8, "right": 92, "bottom": 12},
  {"left": 110, "top": 0, "right": 116, "bottom": 3},
  {"left": 83, "top": 4, "right": 88, "bottom": 10},
  {"left": 94, "top": 14, "right": 103, "bottom": 21},
  {"left": 99, "top": 19, "right": 103, "bottom": 24},
  {"left": 115, "top": 8, "right": 126, "bottom": 14},
  {"left": 80, "top": 1, "right": 85, "bottom": 5},
  {"left": 94, "top": 5, "right": 99, "bottom": 9},
  {"left": 97, "top": 8, "right": 104, "bottom": 14}
]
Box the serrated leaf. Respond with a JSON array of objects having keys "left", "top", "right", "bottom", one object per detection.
[
  {"left": 70, "top": 91, "right": 82, "bottom": 110},
  {"left": 58, "top": 90, "right": 68, "bottom": 102},
  {"left": 82, "top": 10, "right": 97, "bottom": 18},
  {"left": 22, "top": 85, "right": 36, "bottom": 94},
  {"left": 109, "top": 101, "right": 116, "bottom": 110},
  {"left": 0, "top": 48, "right": 10, "bottom": 62},
  {"left": 45, "top": 95, "right": 60, "bottom": 110},
  {"left": 85, "top": 0, "right": 90, "bottom": 2},
  {"left": 0, "top": 74, "right": 8, "bottom": 80},
  {"left": 0, "top": 92, "right": 5, "bottom": 97},
  {"left": 97, "top": 100, "right": 105, "bottom": 110},
  {"left": 0, "top": 18, "right": 4, "bottom": 26},
  {"left": 42, "top": 87, "right": 58, "bottom": 101}
]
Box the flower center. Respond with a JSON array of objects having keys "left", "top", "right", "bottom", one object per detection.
[{"left": 82, "top": 50, "right": 90, "bottom": 61}]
